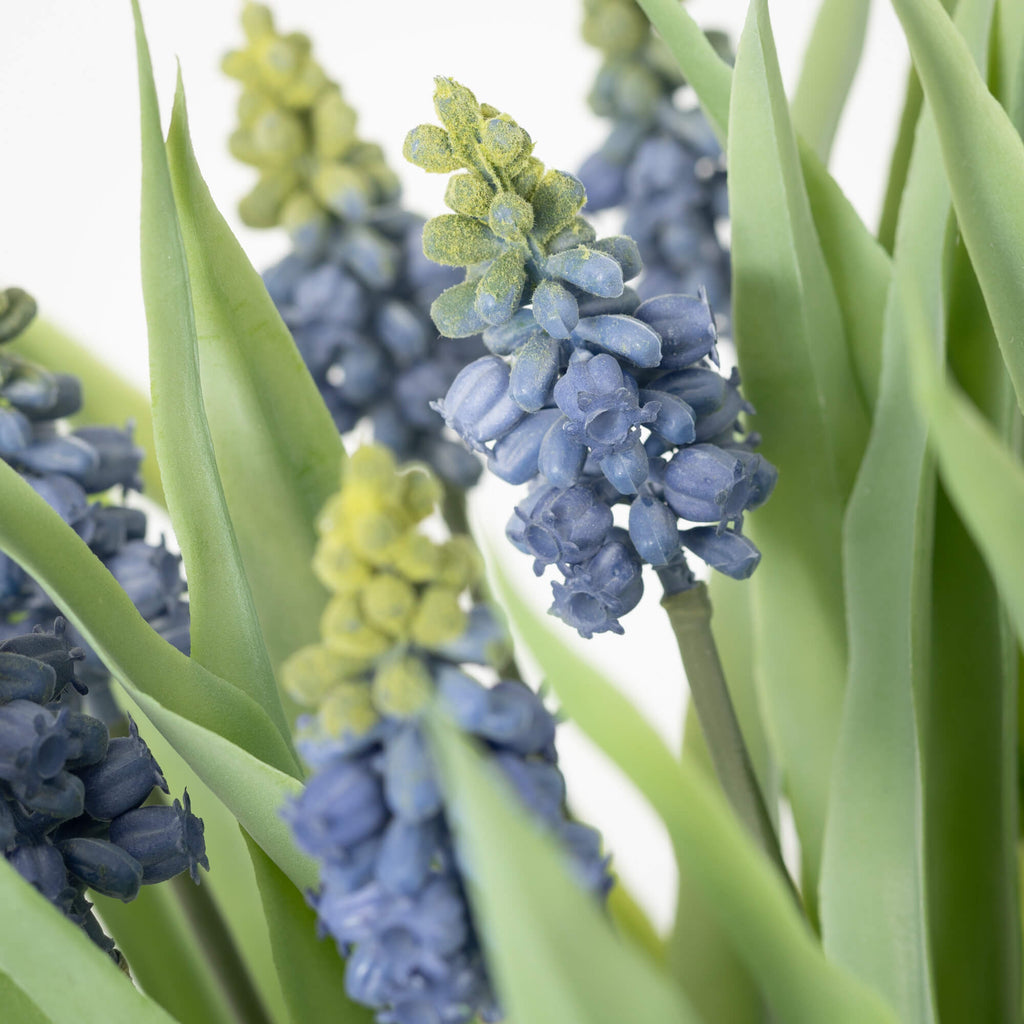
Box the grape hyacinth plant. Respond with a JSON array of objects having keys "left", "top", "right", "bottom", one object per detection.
[
  {"left": 224, "top": 4, "right": 484, "bottom": 490},
  {"left": 283, "top": 444, "right": 610, "bottom": 1023},
  {"left": 2, "top": 1, "right": 1024, "bottom": 1024},
  {"left": 408, "top": 78, "right": 775, "bottom": 638}
]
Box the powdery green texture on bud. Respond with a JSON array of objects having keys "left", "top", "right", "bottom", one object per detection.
[{"left": 224, "top": 3, "right": 399, "bottom": 232}]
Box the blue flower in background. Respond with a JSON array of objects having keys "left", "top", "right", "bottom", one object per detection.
[
  {"left": 283, "top": 446, "right": 611, "bottom": 1024},
  {"left": 0, "top": 287, "right": 189, "bottom": 718},
  {"left": 577, "top": 0, "right": 732, "bottom": 311},
  {"left": 406, "top": 84, "right": 774, "bottom": 637},
  {"left": 226, "top": 5, "right": 485, "bottom": 489}
]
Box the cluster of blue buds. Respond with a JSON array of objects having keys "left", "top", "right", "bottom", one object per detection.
[
  {"left": 283, "top": 445, "right": 611, "bottom": 1024},
  {"left": 1, "top": 618, "right": 208, "bottom": 965},
  {"left": 577, "top": 0, "right": 732, "bottom": 310},
  {"left": 225, "top": 5, "right": 484, "bottom": 489},
  {"left": 0, "top": 288, "right": 189, "bottom": 713},
  {"left": 406, "top": 79, "right": 776, "bottom": 638}
]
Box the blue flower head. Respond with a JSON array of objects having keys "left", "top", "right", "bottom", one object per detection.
[
  {"left": 0, "top": 288, "right": 189, "bottom": 715},
  {"left": 283, "top": 445, "right": 612, "bottom": 1024},
  {"left": 407, "top": 83, "right": 775, "bottom": 637},
  {"left": 1, "top": 620, "right": 207, "bottom": 961},
  {"left": 226, "top": 8, "right": 486, "bottom": 489},
  {"left": 578, "top": 0, "right": 732, "bottom": 310}
]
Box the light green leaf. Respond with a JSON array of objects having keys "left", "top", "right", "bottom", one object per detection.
[
  {"left": 791, "top": 0, "right": 872, "bottom": 162},
  {"left": 243, "top": 834, "right": 374, "bottom": 1024},
  {"left": 905, "top": 288, "right": 1024, "bottom": 651},
  {"left": 727, "top": 0, "right": 868, "bottom": 909},
  {"left": 0, "top": 859, "right": 180, "bottom": 1024},
  {"left": 491, "top": 559, "right": 899, "bottom": 1024},
  {"left": 822, "top": 4, "right": 993, "bottom": 1019},
  {"left": 93, "top": 882, "right": 243, "bottom": 1024},
  {"left": 891, "top": 0, "right": 1024, "bottom": 411},
  {"left": 994, "top": 0, "right": 1024, "bottom": 128},
  {"left": 165, "top": 80, "right": 344, "bottom": 679},
  {"left": 0, "top": 455, "right": 298, "bottom": 775},
  {"left": 10, "top": 317, "right": 163, "bottom": 505},
  {"left": 427, "top": 715, "right": 703, "bottom": 1024},
  {"left": 637, "top": 0, "right": 890, "bottom": 413},
  {"left": 0, "top": 973, "right": 50, "bottom": 1024},
  {"left": 132, "top": 0, "right": 288, "bottom": 741}
]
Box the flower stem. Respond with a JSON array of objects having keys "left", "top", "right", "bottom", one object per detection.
[{"left": 661, "top": 582, "right": 796, "bottom": 899}]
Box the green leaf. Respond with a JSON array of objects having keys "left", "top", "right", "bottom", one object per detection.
[
  {"left": 0, "top": 973, "right": 50, "bottom": 1024},
  {"left": 994, "top": 0, "right": 1024, "bottom": 127},
  {"left": 92, "top": 882, "right": 243, "bottom": 1024},
  {"left": 0, "top": 859, "right": 180, "bottom": 1024},
  {"left": 727, "top": 0, "right": 868, "bottom": 909},
  {"left": 0, "top": 456, "right": 298, "bottom": 775},
  {"left": 427, "top": 714, "right": 703, "bottom": 1024},
  {"left": 891, "top": 0, "right": 1024, "bottom": 411},
  {"left": 243, "top": 834, "right": 374, "bottom": 1024},
  {"left": 9, "top": 317, "right": 163, "bottom": 506},
  {"left": 490, "top": 557, "right": 900, "bottom": 1024},
  {"left": 636, "top": 0, "right": 891, "bottom": 413},
  {"left": 905, "top": 288, "right": 1024, "bottom": 652},
  {"left": 132, "top": 0, "right": 289, "bottom": 742},
  {"left": 791, "top": 0, "right": 871, "bottom": 162},
  {"left": 164, "top": 80, "right": 343, "bottom": 679},
  {"left": 822, "top": 5, "right": 993, "bottom": 1018}
]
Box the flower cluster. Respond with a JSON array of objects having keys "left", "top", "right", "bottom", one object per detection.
[
  {"left": 0, "top": 288, "right": 188, "bottom": 714},
  {"left": 406, "top": 80, "right": 775, "bottom": 637},
  {"left": 283, "top": 445, "right": 611, "bottom": 1024},
  {"left": 225, "top": 5, "right": 484, "bottom": 488},
  {"left": 1, "top": 618, "right": 208, "bottom": 964},
  {"left": 577, "top": 0, "right": 731, "bottom": 310}
]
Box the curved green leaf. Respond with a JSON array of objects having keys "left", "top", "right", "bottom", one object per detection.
[
  {"left": 0, "top": 973, "right": 50, "bottom": 1024},
  {"left": 165, "top": 80, "right": 344, "bottom": 679},
  {"left": 0, "top": 455, "right": 298, "bottom": 775},
  {"left": 10, "top": 317, "right": 162, "bottom": 505},
  {"left": 891, "top": 0, "right": 1024, "bottom": 411},
  {"left": 491, "top": 558, "right": 899, "bottom": 1024},
  {"left": 906, "top": 291, "right": 1024, "bottom": 650},
  {"left": 0, "top": 859, "right": 180, "bottom": 1024},
  {"left": 995, "top": 0, "right": 1024, "bottom": 125},
  {"left": 791, "top": 0, "right": 872, "bottom": 162},
  {"left": 243, "top": 834, "right": 373, "bottom": 1024},
  {"left": 428, "top": 715, "right": 703, "bottom": 1024},
  {"left": 132, "top": 0, "right": 287, "bottom": 741},
  {"left": 727, "top": 0, "right": 868, "bottom": 909},
  {"left": 822, "top": 6, "right": 993, "bottom": 1019}
]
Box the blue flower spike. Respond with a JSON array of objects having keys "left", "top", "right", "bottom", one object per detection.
[
  {"left": 407, "top": 82, "right": 775, "bottom": 637},
  {"left": 226, "top": 6, "right": 486, "bottom": 489},
  {"left": 0, "top": 289, "right": 190, "bottom": 715},
  {"left": 283, "top": 444, "right": 612, "bottom": 1023},
  {"left": 1, "top": 621, "right": 207, "bottom": 961}
]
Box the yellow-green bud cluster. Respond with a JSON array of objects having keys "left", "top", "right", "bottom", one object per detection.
[
  {"left": 223, "top": 3, "right": 400, "bottom": 234},
  {"left": 284, "top": 445, "right": 482, "bottom": 743}
]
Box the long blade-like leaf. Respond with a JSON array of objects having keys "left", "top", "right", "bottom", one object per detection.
[
  {"left": 822, "top": 5, "right": 992, "bottom": 1018},
  {"left": 0, "top": 455, "right": 298, "bottom": 775},
  {"left": 891, "top": 0, "right": 1024, "bottom": 411},
  {"left": 0, "top": 860, "right": 180, "bottom": 1024},
  {"left": 243, "top": 835, "right": 373, "bottom": 1024},
  {"left": 132, "top": 0, "right": 287, "bottom": 741},
  {"left": 491, "top": 558, "right": 900, "bottom": 1024},
  {"left": 166, "top": 78, "right": 344, "bottom": 677},
  {"left": 791, "top": 0, "right": 872, "bottom": 162},
  {"left": 727, "top": 0, "right": 868, "bottom": 908},
  {"left": 429, "top": 715, "right": 703, "bottom": 1024}
]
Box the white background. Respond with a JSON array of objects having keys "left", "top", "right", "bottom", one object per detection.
[{"left": 0, "top": 1, "right": 908, "bottom": 930}]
